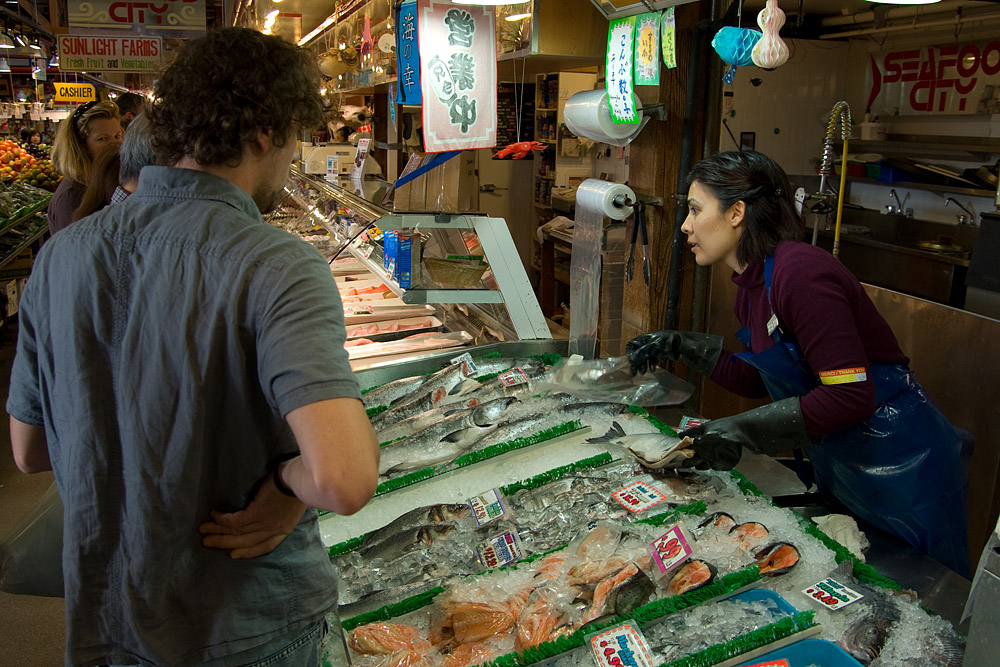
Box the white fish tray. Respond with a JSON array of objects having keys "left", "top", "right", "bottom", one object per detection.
[
  {"left": 345, "top": 315, "right": 444, "bottom": 340},
  {"left": 345, "top": 331, "right": 473, "bottom": 361},
  {"left": 343, "top": 304, "right": 436, "bottom": 325}
]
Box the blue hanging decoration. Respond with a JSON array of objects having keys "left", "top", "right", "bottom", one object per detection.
[
  {"left": 712, "top": 26, "right": 762, "bottom": 67},
  {"left": 395, "top": 0, "right": 422, "bottom": 106}
]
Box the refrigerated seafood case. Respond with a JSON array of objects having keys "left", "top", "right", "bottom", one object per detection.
[{"left": 266, "top": 166, "right": 549, "bottom": 368}]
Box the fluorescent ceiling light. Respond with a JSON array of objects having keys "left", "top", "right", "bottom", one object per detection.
[
  {"left": 505, "top": 12, "right": 531, "bottom": 20},
  {"left": 265, "top": 9, "right": 279, "bottom": 21},
  {"left": 0, "top": 32, "right": 13, "bottom": 49},
  {"left": 49, "top": 53, "right": 58, "bottom": 66},
  {"left": 0, "top": 57, "right": 10, "bottom": 73}
]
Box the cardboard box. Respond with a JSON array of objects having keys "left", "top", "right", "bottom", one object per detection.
[
  {"left": 393, "top": 151, "right": 478, "bottom": 213},
  {"left": 301, "top": 144, "right": 355, "bottom": 177},
  {"left": 395, "top": 231, "right": 422, "bottom": 289},
  {"left": 4, "top": 279, "right": 18, "bottom": 317}
]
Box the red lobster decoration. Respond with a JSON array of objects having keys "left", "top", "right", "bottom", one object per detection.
[{"left": 493, "top": 141, "right": 548, "bottom": 160}]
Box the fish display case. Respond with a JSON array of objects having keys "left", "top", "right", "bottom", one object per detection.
[
  {"left": 316, "top": 341, "right": 967, "bottom": 667},
  {"left": 266, "top": 166, "right": 549, "bottom": 369}
]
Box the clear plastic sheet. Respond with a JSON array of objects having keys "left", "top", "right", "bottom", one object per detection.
[
  {"left": 0, "top": 481, "right": 63, "bottom": 597},
  {"left": 535, "top": 356, "right": 694, "bottom": 406}
]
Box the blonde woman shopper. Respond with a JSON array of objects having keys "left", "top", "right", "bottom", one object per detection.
[{"left": 49, "top": 100, "right": 122, "bottom": 233}]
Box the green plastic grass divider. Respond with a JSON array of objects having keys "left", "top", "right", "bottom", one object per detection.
[
  {"left": 365, "top": 405, "right": 388, "bottom": 418},
  {"left": 452, "top": 420, "right": 585, "bottom": 467},
  {"left": 628, "top": 404, "right": 679, "bottom": 436},
  {"left": 629, "top": 566, "right": 763, "bottom": 627},
  {"left": 660, "top": 610, "right": 817, "bottom": 667},
  {"left": 374, "top": 466, "right": 439, "bottom": 495},
  {"left": 340, "top": 586, "right": 446, "bottom": 632},
  {"left": 328, "top": 453, "right": 618, "bottom": 559},
  {"left": 499, "top": 452, "right": 616, "bottom": 497},
  {"left": 635, "top": 500, "right": 708, "bottom": 527},
  {"left": 528, "top": 351, "right": 564, "bottom": 366},
  {"left": 378, "top": 436, "right": 405, "bottom": 447}
]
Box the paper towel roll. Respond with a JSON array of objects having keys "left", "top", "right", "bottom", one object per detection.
[
  {"left": 575, "top": 179, "right": 635, "bottom": 221},
  {"left": 564, "top": 89, "right": 644, "bottom": 143}
]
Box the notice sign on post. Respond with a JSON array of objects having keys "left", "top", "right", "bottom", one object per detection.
[
  {"left": 54, "top": 83, "right": 96, "bottom": 103},
  {"left": 57, "top": 35, "right": 162, "bottom": 73}
]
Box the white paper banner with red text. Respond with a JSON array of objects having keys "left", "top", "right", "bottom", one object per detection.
[{"left": 417, "top": 0, "right": 497, "bottom": 152}]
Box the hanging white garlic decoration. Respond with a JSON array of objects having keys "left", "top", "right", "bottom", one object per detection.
[{"left": 751, "top": 0, "right": 790, "bottom": 69}]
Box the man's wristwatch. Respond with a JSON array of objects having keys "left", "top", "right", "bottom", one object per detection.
[{"left": 269, "top": 453, "right": 298, "bottom": 498}]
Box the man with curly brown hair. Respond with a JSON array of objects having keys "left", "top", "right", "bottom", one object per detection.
[{"left": 8, "top": 28, "right": 379, "bottom": 666}]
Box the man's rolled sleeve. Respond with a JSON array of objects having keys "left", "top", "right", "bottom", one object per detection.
[
  {"left": 7, "top": 282, "right": 44, "bottom": 426},
  {"left": 254, "top": 247, "right": 361, "bottom": 417}
]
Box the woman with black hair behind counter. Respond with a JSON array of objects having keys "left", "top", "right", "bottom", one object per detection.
[{"left": 627, "top": 150, "right": 971, "bottom": 576}]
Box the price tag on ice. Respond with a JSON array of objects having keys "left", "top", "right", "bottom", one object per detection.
[
  {"left": 612, "top": 480, "right": 668, "bottom": 514},
  {"left": 346, "top": 305, "right": 374, "bottom": 314},
  {"left": 450, "top": 352, "right": 479, "bottom": 377},
  {"left": 801, "top": 577, "right": 864, "bottom": 611},
  {"left": 467, "top": 488, "right": 508, "bottom": 527},
  {"left": 678, "top": 416, "right": 708, "bottom": 431},
  {"left": 649, "top": 524, "right": 693, "bottom": 574},
  {"left": 588, "top": 622, "right": 654, "bottom": 667},
  {"left": 498, "top": 367, "right": 530, "bottom": 387},
  {"left": 742, "top": 660, "right": 790, "bottom": 667},
  {"left": 476, "top": 530, "right": 523, "bottom": 569}
]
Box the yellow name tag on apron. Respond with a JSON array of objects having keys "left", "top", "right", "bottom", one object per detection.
[{"left": 819, "top": 367, "right": 868, "bottom": 385}]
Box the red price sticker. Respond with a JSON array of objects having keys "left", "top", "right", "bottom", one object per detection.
[
  {"left": 649, "top": 525, "right": 693, "bottom": 574},
  {"left": 588, "top": 623, "right": 654, "bottom": 667},
  {"left": 801, "top": 577, "right": 864, "bottom": 611},
  {"left": 475, "top": 530, "right": 523, "bottom": 569},
  {"left": 612, "top": 480, "right": 668, "bottom": 513},
  {"left": 450, "top": 352, "right": 478, "bottom": 377},
  {"left": 742, "top": 660, "right": 790, "bottom": 667},
  {"left": 498, "top": 367, "right": 529, "bottom": 387}
]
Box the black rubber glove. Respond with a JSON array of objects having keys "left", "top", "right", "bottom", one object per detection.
[
  {"left": 679, "top": 397, "right": 811, "bottom": 471},
  {"left": 626, "top": 331, "right": 724, "bottom": 376}
]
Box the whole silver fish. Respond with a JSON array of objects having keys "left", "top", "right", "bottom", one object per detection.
[
  {"left": 434, "top": 359, "right": 549, "bottom": 407},
  {"left": 361, "top": 373, "right": 431, "bottom": 409},
  {"left": 588, "top": 422, "right": 695, "bottom": 469},
  {"left": 370, "top": 363, "right": 481, "bottom": 428},
  {"left": 358, "top": 523, "right": 457, "bottom": 562},
  {"left": 375, "top": 402, "right": 475, "bottom": 443},
  {"left": 357, "top": 503, "right": 472, "bottom": 553},
  {"left": 377, "top": 397, "right": 519, "bottom": 476},
  {"left": 465, "top": 402, "right": 630, "bottom": 454}
]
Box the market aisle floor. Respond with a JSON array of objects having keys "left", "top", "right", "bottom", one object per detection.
[{"left": 0, "top": 322, "right": 66, "bottom": 665}]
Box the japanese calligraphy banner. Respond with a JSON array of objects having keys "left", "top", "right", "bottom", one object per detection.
[
  {"left": 68, "top": 0, "right": 205, "bottom": 32},
  {"left": 606, "top": 16, "right": 640, "bottom": 125},
  {"left": 661, "top": 7, "right": 677, "bottom": 69},
  {"left": 634, "top": 13, "right": 659, "bottom": 85},
  {"left": 417, "top": 0, "right": 497, "bottom": 152},
  {"left": 866, "top": 40, "right": 1000, "bottom": 115},
  {"left": 396, "top": 0, "right": 422, "bottom": 105}
]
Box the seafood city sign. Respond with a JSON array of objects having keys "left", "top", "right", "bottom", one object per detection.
[
  {"left": 57, "top": 35, "right": 161, "bottom": 73},
  {"left": 68, "top": 0, "right": 206, "bottom": 32},
  {"left": 867, "top": 39, "right": 1000, "bottom": 115}
]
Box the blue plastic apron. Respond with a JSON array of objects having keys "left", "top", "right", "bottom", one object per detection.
[{"left": 733, "top": 255, "right": 971, "bottom": 577}]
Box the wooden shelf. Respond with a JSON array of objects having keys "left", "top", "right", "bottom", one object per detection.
[
  {"left": 536, "top": 108, "right": 557, "bottom": 112},
  {"left": 848, "top": 176, "right": 996, "bottom": 199}
]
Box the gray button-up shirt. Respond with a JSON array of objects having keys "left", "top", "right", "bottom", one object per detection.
[{"left": 9, "top": 166, "right": 359, "bottom": 666}]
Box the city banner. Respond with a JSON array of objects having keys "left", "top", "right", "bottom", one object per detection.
[
  {"left": 68, "top": 0, "right": 206, "bottom": 33},
  {"left": 867, "top": 40, "right": 1000, "bottom": 115}
]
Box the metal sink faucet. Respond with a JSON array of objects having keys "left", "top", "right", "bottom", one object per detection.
[
  {"left": 945, "top": 197, "right": 976, "bottom": 225},
  {"left": 889, "top": 189, "right": 904, "bottom": 212}
]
